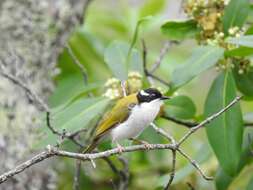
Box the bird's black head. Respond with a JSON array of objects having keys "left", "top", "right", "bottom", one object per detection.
[{"left": 137, "top": 88, "right": 169, "bottom": 103}]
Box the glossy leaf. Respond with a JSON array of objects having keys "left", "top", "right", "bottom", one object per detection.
[
  {"left": 52, "top": 97, "right": 109, "bottom": 131},
  {"left": 161, "top": 20, "right": 199, "bottom": 40},
  {"left": 215, "top": 167, "right": 233, "bottom": 190},
  {"left": 164, "top": 95, "right": 196, "bottom": 120},
  {"left": 36, "top": 97, "right": 110, "bottom": 148},
  {"left": 104, "top": 40, "right": 143, "bottom": 80},
  {"left": 204, "top": 71, "right": 243, "bottom": 176},
  {"left": 216, "top": 127, "right": 253, "bottom": 189},
  {"left": 233, "top": 63, "right": 253, "bottom": 97},
  {"left": 128, "top": 16, "right": 153, "bottom": 61},
  {"left": 237, "top": 127, "right": 253, "bottom": 170},
  {"left": 215, "top": 127, "right": 253, "bottom": 190},
  {"left": 50, "top": 82, "right": 102, "bottom": 110},
  {"left": 225, "top": 46, "right": 253, "bottom": 57},
  {"left": 171, "top": 46, "right": 224, "bottom": 89},
  {"left": 223, "top": 0, "right": 250, "bottom": 33},
  {"left": 227, "top": 35, "right": 253, "bottom": 47},
  {"left": 246, "top": 175, "right": 253, "bottom": 190},
  {"left": 139, "top": 0, "right": 166, "bottom": 17}
]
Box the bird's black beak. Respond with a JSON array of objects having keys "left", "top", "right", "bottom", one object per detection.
[{"left": 160, "top": 96, "right": 170, "bottom": 100}]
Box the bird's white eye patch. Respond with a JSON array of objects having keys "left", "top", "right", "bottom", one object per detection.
[{"left": 140, "top": 90, "right": 149, "bottom": 96}]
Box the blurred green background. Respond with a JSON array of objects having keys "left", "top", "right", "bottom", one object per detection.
[{"left": 42, "top": 0, "right": 253, "bottom": 189}]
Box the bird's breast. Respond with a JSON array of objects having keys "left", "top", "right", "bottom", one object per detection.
[{"left": 110, "top": 99, "right": 163, "bottom": 142}]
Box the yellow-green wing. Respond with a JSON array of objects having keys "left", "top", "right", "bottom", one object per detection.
[{"left": 95, "top": 94, "right": 138, "bottom": 137}]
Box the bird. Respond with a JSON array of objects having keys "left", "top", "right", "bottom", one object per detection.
[{"left": 83, "top": 88, "right": 169, "bottom": 153}]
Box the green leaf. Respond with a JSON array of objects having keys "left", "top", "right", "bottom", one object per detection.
[
  {"left": 216, "top": 127, "right": 253, "bottom": 189},
  {"left": 139, "top": 0, "right": 166, "bottom": 17},
  {"left": 36, "top": 97, "right": 110, "bottom": 148},
  {"left": 104, "top": 40, "right": 143, "bottom": 80},
  {"left": 171, "top": 46, "right": 224, "bottom": 89},
  {"left": 104, "top": 41, "right": 128, "bottom": 80},
  {"left": 223, "top": 0, "right": 250, "bottom": 33},
  {"left": 237, "top": 127, "right": 253, "bottom": 170},
  {"left": 157, "top": 144, "right": 212, "bottom": 187},
  {"left": 225, "top": 46, "right": 253, "bottom": 57},
  {"left": 52, "top": 97, "right": 109, "bottom": 132},
  {"left": 246, "top": 175, "right": 253, "bottom": 190},
  {"left": 128, "top": 16, "right": 153, "bottom": 59},
  {"left": 227, "top": 35, "right": 253, "bottom": 47},
  {"left": 204, "top": 71, "right": 243, "bottom": 176},
  {"left": 215, "top": 167, "right": 234, "bottom": 190},
  {"left": 161, "top": 20, "right": 199, "bottom": 40},
  {"left": 49, "top": 79, "right": 102, "bottom": 108},
  {"left": 164, "top": 95, "right": 196, "bottom": 120},
  {"left": 233, "top": 63, "right": 253, "bottom": 97},
  {"left": 245, "top": 25, "right": 253, "bottom": 35}
]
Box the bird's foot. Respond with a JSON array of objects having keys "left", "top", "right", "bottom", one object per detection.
[
  {"left": 116, "top": 143, "right": 125, "bottom": 153},
  {"left": 142, "top": 141, "right": 152, "bottom": 150},
  {"left": 129, "top": 138, "right": 152, "bottom": 149}
]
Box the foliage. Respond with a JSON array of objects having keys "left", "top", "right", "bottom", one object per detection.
[{"left": 34, "top": 0, "right": 253, "bottom": 189}]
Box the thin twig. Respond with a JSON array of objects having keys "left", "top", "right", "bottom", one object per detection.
[
  {"left": 177, "top": 148, "right": 213, "bottom": 180},
  {"left": 66, "top": 43, "right": 88, "bottom": 85},
  {"left": 164, "top": 150, "right": 177, "bottom": 190},
  {"left": 162, "top": 116, "right": 197, "bottom": 128},
  {"left": 150, "top": 123, "right": 175, "bottom": 144},
  {"left": 150, "top": 41, "right": 173, "bottom": 73},
  {"left": 0, "top": 150, "right": 53, "bottom": 184},
  {"left": 118, "top": 156, "right": 129, "bottom": 190},
  {"left": 0, "top": 143, "right": 175, "bottom": 184},
  {"left": 245, "top": 122, "right": 253, "bottom": 127},
  {"left": 102, "top": 156, "right": 129, "bottom": 190},
  {"left": 163, "top": 115, "right": 250, "bottom": 129},
  {"left": 0, "top": 70, "right": 49, "bottom": 112},
  {"left": 46, "top": 112, "right": 62, "bottom": 136},
  {"left": 186, "top": 182, "right": 195, "bottom": 190},
  {"left": 46, "top": 112, "right": 84, "bottom": 148},
  {"left": 141, "top": 40, "right": 171, "bottom": 87},
  {"left": 178, "top": 96, "right": 242, "bottom": 146},
  {"left": 73, "top": 160, "right": 81, "bottom": 190}
]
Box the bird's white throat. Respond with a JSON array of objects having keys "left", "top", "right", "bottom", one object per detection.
[{"left": 110, "top": 99, "right": 163, "bottom": 143}]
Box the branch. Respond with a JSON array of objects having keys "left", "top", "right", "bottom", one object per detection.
[
  {"left": 46, "top": 112, "right": 85, "bottom": 148},
  {"left": 186, "top": 182, "right": 195, "bottom": 190},
  {"left": 66, "top": 43, "right": 88, "bottom": 85},
  {"left": 178, "top": 96, "right": 242, "bottom": 146},
  {"left": 245, "top": 122, "right": 253, "bottom": 127},
  {"left": 117, "top": 156, "right": 129, "bottom": 190},
  {"left": 0, "top": 150, "right": 53, "bottom": 184},
  {"left": 164, "top": 150, "right": 177, "bottom": 190},
  {"left": 141, "top": 40, "right": 171, "bottom": 87},
  {"left": 0, "top": 144, "right": 175, "bottom": 184},
  {"left": 73, "top": 160, "right": 81, "bottom": 190},
  {"left": 150, "top": 41, "right": 177, "bottom": 73},
  {"left": 151, "top": 122, "right": 176, "bottom": 144},
  {"left": 0, "top": 69, "right": 49, "bottom": 112},
  {"left": 162, "top": 115, "right": 197, "bottom": 128},
  {"left": 177, "top": 148, "right": 213, "bottom": 180},
  {"left": 163, "top": 115, "right": 252, "bottom": 129}
]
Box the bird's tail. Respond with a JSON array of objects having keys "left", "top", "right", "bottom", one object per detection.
[{"left": 82, "top": 138, "right": 99, "bottom": 153}]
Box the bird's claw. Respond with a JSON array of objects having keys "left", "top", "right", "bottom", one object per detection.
[
  {"left": 117, "top": 144, "right": 125, "bottom": 153},
  {"left": 143, "top": 142, "right": 152, "bottom": 149}
]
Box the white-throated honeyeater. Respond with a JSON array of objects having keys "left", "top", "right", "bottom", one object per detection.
[{"left": 83, "top": 88, "right": 169, "bottom": 153}]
